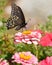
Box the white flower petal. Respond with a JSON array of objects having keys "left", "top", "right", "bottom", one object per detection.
[
  {"left": 15, "top": 32, "right": 22, "bottom": 36},
  {"left": 38, "top": 33, "right": 42, "bottom": 38},
  {"left": 25, "top": 39, "right": 30, "bottom": 41},
  {"left": 27, "top": 41, "right": 32, "bottom": 44},
  {"left": 31, "top": 38, "right": 37, "bottom": 40},
  {"left": 15, "top": 40, "right": 21, "bottom": 43},
  {"left": 32, "top": 41, "right": 38, "bottom": 45},
  {"left": 22, "top": 39, "right": 26, "bottom": 43}
]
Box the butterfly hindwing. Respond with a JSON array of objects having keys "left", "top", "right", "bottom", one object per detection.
[{"left": 6, "top": 15, "right": 24, "bottom": 29}]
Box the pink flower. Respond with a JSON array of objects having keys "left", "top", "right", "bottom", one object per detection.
[
  {"left": 40, "top": 33, "right": 52, "bottom": 46},
  {"left": 14, "top": 30, "right": 42, "bottom": 45},
  {"left": 14, "top": 32, "right": 23, "bottom": 43},
  {"left": 30, "top": 30, "right": 42, "bottom": 40},
  {"left": 39, "top": 56, "right": 52, "bottom": 65},
  {"left": 12, "top": 52, "right": 38, "bottom": 65},
  {"left": 0, "top": 58, "right": 9, "bottom": 65}
]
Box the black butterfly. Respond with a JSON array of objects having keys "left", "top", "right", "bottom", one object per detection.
[{"left": 6, "top": 3, "right": 27, "bottom": 30}]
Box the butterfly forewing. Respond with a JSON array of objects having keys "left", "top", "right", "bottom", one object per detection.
[
  {"left": 11, "top": 3, "right": 25, "bottom": 23},
  {"left": 6, "top": 3, "right": 27, "bottom": 30}
]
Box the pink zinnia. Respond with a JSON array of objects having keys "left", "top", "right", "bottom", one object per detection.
[
  {"left": 12, "top": 52, "right": 38, "bottom": 65},
  {"left": 39, "top": 56, "right": 52, "bottom": 65},
  {"left": 14, "top": 30, "right": 42, "bottom": 45},
  {"left": 0, "top": 58, "right": 9, "bottom": 65},
  {"left": 40, "top": 33, "right": 52, "bottom": 46}
]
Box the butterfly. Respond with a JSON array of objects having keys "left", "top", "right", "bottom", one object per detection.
[{"left": 6, "top": 3, "right": 27, "bottom": 30}]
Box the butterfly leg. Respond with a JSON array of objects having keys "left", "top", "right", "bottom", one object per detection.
[
  {"left": 15, "top": 25, "right": 22, "bottom": 30},
  {"left": 18, "top": 28, "right": 22, "bottom": 32},
  {"left": 21, "top": 26, "right": 27, "bottom": 32}
]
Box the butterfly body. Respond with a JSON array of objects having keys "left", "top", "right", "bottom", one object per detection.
[{"left": 6, "top": 3, "right": 27, "bottom": 30}]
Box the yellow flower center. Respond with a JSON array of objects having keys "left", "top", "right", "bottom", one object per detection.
[
  {"left": 22, "top": 30, "right": 31, "bottom": 35},
  {"left": 19, "top": 53, "right": 31, "bottom": 60}
]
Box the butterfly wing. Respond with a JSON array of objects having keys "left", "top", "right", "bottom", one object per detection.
[
  {"left": 6, "top": 15, "right": 23, "bottom": 29},
  {"left": 6, "top": 3, "right": 27, "bottom": 30},
  {"left": 11, "top": 3, "right": 26, "bottom": 24}
]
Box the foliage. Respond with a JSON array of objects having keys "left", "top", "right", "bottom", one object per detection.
[
  {"left": 0, "top": 8, "right": 4, "bottom": 14},
  {"left": 38, "top": 45, "right": 52, "bottom": 61},
  {"left": 38, "top": 15, "right": 52, "bottom": 32},
  {"left": 0, "top": 0, "right": 8, "bottom": 21},
  {"left": 0, "top": 0, "right": 7, "bottom": 7},
  {"left": 0, "top": 25, "right": 7, "bottom": 36}
]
